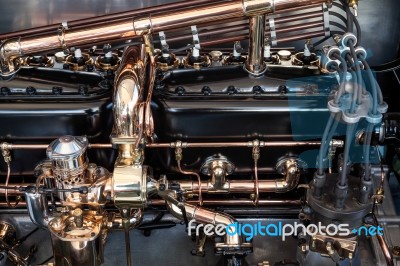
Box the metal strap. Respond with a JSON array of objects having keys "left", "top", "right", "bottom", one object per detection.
[
  {"left": 322, "top": 3, "right": 331, "bottom": 37},
  {"left": 191, "top": 25, "right": 201, "bottom": 49},
  {"left": 268, "top": 17, "right": 277, "bottom": 46}
]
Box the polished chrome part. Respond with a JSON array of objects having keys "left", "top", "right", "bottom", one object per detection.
[
  {"left": 112, "top": 164, "right": 150, "bottom": 209},
  {"left": 163, "top": 191, "right": 252, "bottom": 253},
  {"left": 275, "top": 156, "right": 306, "bottom": 192},
  {"left": 47, "top": 135, "right": 89, "bottom": 185},
  {"left": 25, "top": 192, "right": 51, "bottom": 229},
  {"left": 309, "top": 234, "right": 357, "bottom": 262},
  {"left": 112, "top": 45, "right": 146, "bottom": 143},
  {"left": 48, "top": 211, "right": 104, "bottom": 266},
  {"left": 200, "top": 155, "right": 235, "bottom": 193},
  {"left": 0, "top": 38, "right": 22, "bottom": 77},
  {"left": 244, "top": 14, "right": 267, "bottom": 76},
  {"left": 243, "top": 0, "right": 274, "bottom": 16}
]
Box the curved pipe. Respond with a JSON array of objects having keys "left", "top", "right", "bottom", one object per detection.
[
  {"left": 25, "top": 191, "right": 51, "bottom": 229},
  {"left": 175, "top": 164, "right": 300, "bottom": 194},
  {"left": 164, "top": 194, "right": 241, "bottom": 247},
  {"left": 113, "top": 45, "right": 146, "bottom": 139}
]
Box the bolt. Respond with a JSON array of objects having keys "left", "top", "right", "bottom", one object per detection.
[
  {"left": 175, "top": 86, "right": 185, "bottom": 96},
  {"left": 79, "top": 85, "right": 88, "bottom": 95},
  {"left": 278, "top": 85, "right": 287, "bottom": 94},
  {"left": 1, "top": 87, "right": 10, "bottom": 96},
  {"left": 201, "top": 168, "right": 209, "bottom": 175},
  {"left": 86, "top": 64, "right": 94, "bottom": 72},
  {"left": 26, "top": 86, "right": 36, "bottom": 95},
  {"left": 159, "top": 183, "right": 166, "bottom": 191},
  {"left": 227, "top": 85, "right": 237, "bottom": 95},
  {"left": 201, "top": 86, "right": 212, "bottom": 96},
  {"left": 252, "top": 85, "right": 262, "bottom": 94},
  {"left": 52, "top": 86, "right": 63, "bottom": 95}
]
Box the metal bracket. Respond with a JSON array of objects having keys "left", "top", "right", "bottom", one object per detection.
[
  {"left": 322, "top": 3, "right": 331, "bottom": 37},
  {"left": 158, "top": 31, "right": 169, "bottom": 54},
  {"left": 268, "top": 17, "right": 277, "bottom": 46},
  {"left": 191, "top": 26, "right": 201, "bottom": 50}
]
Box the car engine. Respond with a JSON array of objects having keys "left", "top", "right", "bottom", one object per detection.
[{"left": 0, "top": 0, "right": 399, "bottom": 265}]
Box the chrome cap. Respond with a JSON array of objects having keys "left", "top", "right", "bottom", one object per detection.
[{"left": 47, "top": 135, "right": 88, "bottom": 159}]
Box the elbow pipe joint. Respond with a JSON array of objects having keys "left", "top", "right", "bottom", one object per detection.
[
  {"left": 162, "top": 191, "right": 252, "bottom": 254},
  {"left": 0, "top": 38, "right": 22, "bottom": 78}
]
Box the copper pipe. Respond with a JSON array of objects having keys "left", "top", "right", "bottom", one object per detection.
[
  {"left": 149, "top": 199, "right": 301, "bottom": 206},
  {"left": 166, "top": 15, "right": 323, "bottom": 45},
  {"left": 268, "top": 21, "right": 324, "bottom": 34},
  {"left": 177, "top": 160, "right": 203, "bottom": 206},
  {"left": 273, "top": 10, "right": 323, "bottom": 24},
  {"left": 18, "top": 1, "right": 244, "bottom": 55},
  {"left": 146, "top": 140, "right": 323, "bottom": 148},
  {"left": 376, "top": 234, "right": 394, "bottom": 266},
  {"left": 1, "top": 140, "right": 323, "bottom": 151},
  {"left": 10, "top": 0, "right": 326, "bottom": 55},
  {"left": 0, "top": 187, "right": 23, "bottom": 195},
  {"left": 176, "top": 173, "right": 300, "bottom": 194},
  {"left": 274, "top": 0, "right": 325, "bottom": 11},
  {"left": 0, "top": 143, "right": 112, "bottom": 149},
  {"left": 0, "top": 0, "right": 221, "bottom": 40},
  {"left": 0, "top": 199, "right": 302, "bottom": 208},
  {"left": 273, "top": 2, "right": 321, "bottom": 13},
  {"left": 278, "top": 30, "right": 326, "bottom": 43}
]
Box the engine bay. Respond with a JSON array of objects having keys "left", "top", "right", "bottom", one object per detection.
[{"left": 0, "top": 0, "right": 399, "bottom": 265}]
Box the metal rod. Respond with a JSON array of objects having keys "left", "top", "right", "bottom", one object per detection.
[
  {"left": 273, "top": 10, "right": 323, "bottom": 24},
  {"left": 245, "top": 14, "right": 266, "bottom": 75},
  {"left": 0, "top": 143, "right": 113, "bottom": 150},
  {"left": 0, "top": 140, "right": 322, "bottom": 151},
  {"left": 124, "top": 228, "right": 132, "bottom": 266},
  {"left": 278, "top": 30, "right": 326, "bottom": 43},
  {"left": 268, "top": 21, "right": 324, "bottom": 34},
  {"left": 146, "top": 140, "right": 322, "bottom": 148},
  {"left": 0, "top": 0, "right": 220, "bottom": 40},
  {"left": 6, "top": 0, "right": 326, "bottom": 56},
  {"left": 149, "top": 199, "right": 302, "bottom": 206}
]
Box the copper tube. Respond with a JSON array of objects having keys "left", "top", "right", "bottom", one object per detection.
[
  {"left": 0, "top": 187, "right": 23, "bottom": 195},
  {"left": 146, "top": 140, "right": 322, "bottom": 148},
  {"left": 274, "top": 0, "right": 325, "bottom": 11},
  {"left": 376, "top": 234, "right": 394, "bottom": 266},
  {"left": 0, "top": 143, "right": 112, "bottom": 150},
  {"left": 149, "top": 199, "right": 301, "bottom": 206},
  {"left": 273, "top": 2, "right": 321, "bottom": 13},
  {"left": 269, "top": 21, "right": 324, "bottom": 34},
  {"left": 0, "top": 140, "right": 322, "bottom": 150},
  {"left": 176, "top": 175, "right": 299, "bottom": 194},
  {"left": 278, "top": 30, "right": 326, "bottom": 43},
  {"left": 19, "top": 1, "right": 244, "bottom": 54},
  {"left": 177, "top": 160, "right": 203, "bottom": 206},
  {"left": 273, "top": 10, "right": 323, "bottom": 24},
  {"left": 13, "top": 0, "right": 327, "bottom": 55},
  {"left": 253, "top": 160, "right": 260, "bottom": 205},
  {"left": 165, "top": 19, "right": 323, "bottom": 46},
  {"left": 0, "top": 0, "right": 220, "bottom": 40}
]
